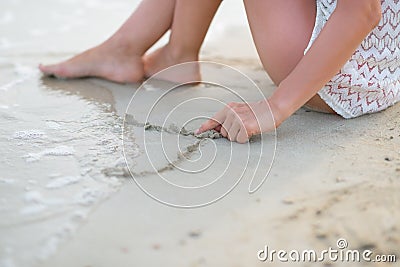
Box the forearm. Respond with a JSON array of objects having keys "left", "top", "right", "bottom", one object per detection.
[{"left": 268, "top": 0, "right": 381, "bottom": 124}]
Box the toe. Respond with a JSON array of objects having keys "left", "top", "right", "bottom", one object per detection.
[
  {"left": 39, "top": 63, "right": 63, "bottom": 76},
  {"left": 39, "top": 64, "right": 51, "bottom": 74}
]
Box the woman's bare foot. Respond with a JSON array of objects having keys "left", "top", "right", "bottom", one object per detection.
[
  {"left": 143, "top": 45, "right": 201, "bottom": 84},
  {"left": 39, "top": 39, "right": 145, "bottom": 84}
]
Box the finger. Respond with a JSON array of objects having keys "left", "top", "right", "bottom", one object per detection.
[
  {"left": 196, "top": 108, "right": 227, "bottom": 134},
  {"left": 220, "top": 122, "right": 228, "bottom": 137},
  {"left": 236, "top": 128, "right": 249, "bottom": 144},
  {"left": 220, "top": 127, "right": 227, "bottom": 137},
  {"left": 196, "top": 119, "right": 218, "bottom": 135},
  {"left": 220, "top": 114, "right": 234, "bottom": 138},
  {"left": 227, "top": 123, "right": 241, "bottom": 142},
  {"left": 214, "top": 125, "right": 222, "bottom": 132}
]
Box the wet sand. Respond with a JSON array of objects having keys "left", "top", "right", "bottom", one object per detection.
[{"left": 1, "top": 0, "right": 399, "bottom": 267}]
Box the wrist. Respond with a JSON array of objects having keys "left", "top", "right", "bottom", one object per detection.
[
  {"left": 267, "top": 78, "right": 302, "bottom": 126},
  {"left": 265, "top": 97, "right": 288, "bottom": 128}
]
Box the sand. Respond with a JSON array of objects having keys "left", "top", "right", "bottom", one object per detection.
[
  {"left": 1, "top": 0, "right": 399, "bottom": 267},
  {"left": 125, "top": 114, "right": 222, "bottom": 139}
]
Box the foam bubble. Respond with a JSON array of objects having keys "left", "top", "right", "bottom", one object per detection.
[
  {"left": 24, "top": 145, "right": 75, "bottom": 162},
  {"left": 13, "top": 130, "right": 46, "bottom": 140},
  {"left": 43, "top": 146, "right": 75, "bottom": 156},
  {"left": 46, "top": 121, "right": 62, "bottom": 130},
  {"left": 74, "top": 188, "right": 104, "bottom": 206},
  {"left": 45, "top": 176, "right": 81, "bottom": 189}
]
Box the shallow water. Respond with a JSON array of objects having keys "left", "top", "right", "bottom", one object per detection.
[
  {"left": 0, "top": 64, "right": 130, "bottom": 266},
  {"left": 0, "top": 0, "right": 143, "bottom": 264}
]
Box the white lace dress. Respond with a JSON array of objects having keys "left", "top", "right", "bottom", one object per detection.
[{"left": 305, "top": 0, "right": 400, "bottom": 118}]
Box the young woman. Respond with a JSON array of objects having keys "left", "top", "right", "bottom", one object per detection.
[{"left": 40, "top": 0, "right": 399, "bottom": 143}]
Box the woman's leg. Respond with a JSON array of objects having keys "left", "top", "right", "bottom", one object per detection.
[
  {"left": 244, "top": 0, "right": 334, "bottom": 113},
  {"left": 143, "top": 0, "right": 222, "bottom": 83},
  {"left": 39, "top": 0, "right": 176, "bottom": 83}
]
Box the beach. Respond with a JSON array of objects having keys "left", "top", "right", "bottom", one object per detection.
[{"left": 1, "top": 0, "right": 399, "bottom": 266}]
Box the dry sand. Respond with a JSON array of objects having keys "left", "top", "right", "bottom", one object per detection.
[{"left": 1, "top": 0, "right": 399, "bottom": 267}]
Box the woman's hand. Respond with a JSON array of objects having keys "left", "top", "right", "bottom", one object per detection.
[{"left": 195, "top": 100, "right": 279, "bottom": 143}]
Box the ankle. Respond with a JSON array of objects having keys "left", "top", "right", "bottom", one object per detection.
[
  {"left": 107, "top": 33, "right": 143, "bottom": 56},
  {"left": 165, "top": 44, "right": 199, "bottom": 63}
]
